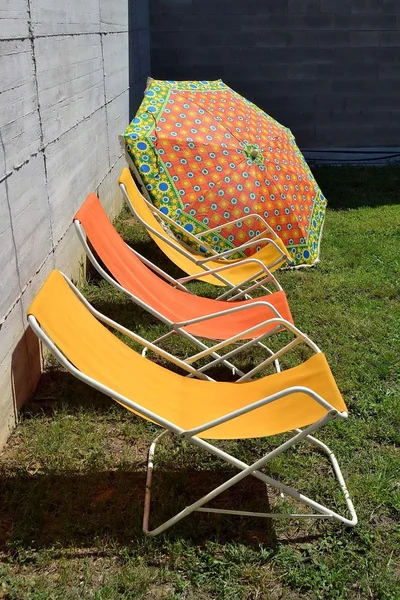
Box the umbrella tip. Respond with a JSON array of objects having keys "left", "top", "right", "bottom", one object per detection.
[{"left": 250, "top": 149, "right": 258, "bottom": 160}]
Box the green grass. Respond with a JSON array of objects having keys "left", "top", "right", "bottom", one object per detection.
[{"left": 0, "top": 166, "right": 399, "bottom": 599}]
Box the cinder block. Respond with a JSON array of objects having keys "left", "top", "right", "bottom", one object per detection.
[
  {"left": 364, "top": 47, "right": 396, "bottom": 61},
  {"left": 31, "top": 0, "right": 100, "bottom": 35},
  {"left": 378, "top": 62, "right": 400, "bottom": 77},
  {"left": 290, "top": 125, "right": 315, "bottom": 146},
  {"left": 225, "top": 62, "right": 288, "bottom": 81},
  {"left": 7, "top": 155, "right": 52, "bottom": 288},
  {"left": 287, "top": 31, "right": 320, "bottom": 47},
  {"left": 320, "top": 0, "right": 350, "bottom": 14},
  {"left": 107, "top": 89, "right": 129, "bottom": 167},
  {"left": 380, "top": 31, "right": 400, "bottom": 46},
  {"left": 359, "top": 110, "right": 392, "bottom": 126},
  {"left": 346, "top": 95, "right": 400, "bottom": 110},
  {"left": 150, "top": 14, "right": 178, "bottom": 30},
  {"left": 256, "top": 0, "right": 289, "bottom": 15},
  {"left": 193, "top": 0, "right": 224, "bottom": 15},
  {"left": 335, "top": 14, "right": 397, "bottom": 30},
  {"left": 35, "top": 35, "right": 104, "bottom": 144},
  {"left": 153, "top": 47, "right": 180, "bottom": 66},
  {"left": 243, "top": 14, "right": 334, "bottom": 31},
  {"left": 315, "top": 94, "right": 346, "bottom": 111},
  {"left": 287, "top": 63, "right": 320, "bottom": 80},
  {"left": 389, "top": 111, "right": 400, "bottom": 125},
  {"left": 382, "top": 0, "right": 399, "bottom": 13},
  {"left": 350, "top": 31, "right": 380, "bottom": 46},
  {"left": 330, "top": 79, "right": 379, "bottom": 94},
  {"left": 350, "top": 0, "right": 384, "bottom": 14},
  {"left": 158, "top": 0, "right": 193, "bottom": 14},
  {"left": 318, "top": 31, "right": 350, "bottom": 47},
  {"left": 0, "top": 0, "right": 29, "bottom": 38},
  {"left": 288, "top": 0, "right": 320, "bottom": 13},
  {"left": 100, "top": 0, "right": 129, "bottom": 32},
  {"left": 314, "top": 124, "right": 378, "bottom": 145},
  {"left": 102, "top": 32, "right": 129, "bottom": 103},
  {"left": 177, "top": 14, "right": 241, "bottom": 31},
  {"left": 224, "top": 0, "right": 258, "bottom": 14},
  {"left": 256, "top": 31, "right": 287, "bottom": 47},
  {"left": 45, "top": 107, "right": 109, "bottom": 244}
]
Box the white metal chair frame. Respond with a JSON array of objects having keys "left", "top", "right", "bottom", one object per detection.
[
  {"left": 75, "top": 219, "right": 312, "bottom": 381},
  {"left": 28, "top": 275, "right": 358, "bottom": 536},
  {"left": 119, "top": 180, "right": 291, "bottom": 295}
]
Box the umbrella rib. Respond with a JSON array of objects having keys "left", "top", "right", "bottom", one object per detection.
[{"left": 174, "top": 91, "right": 246, "bottom": 148}]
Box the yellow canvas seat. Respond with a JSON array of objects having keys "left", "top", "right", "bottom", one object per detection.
[
  {"left": 119, "top": 168, "right": 291, "bottom": 290},
  {"left": 27, "top": 270, "right": 357, "bottom": 535}
]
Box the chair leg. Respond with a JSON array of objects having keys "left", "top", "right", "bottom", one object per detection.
[
  {"left": 293, "top": 429, "right": 358, "bottom": 526},
  {"left": 142, "top": 430, "right": 170, "bottom": 534},
  {"left": 142, "top": 416, "right": 357, "bottom": 537}
]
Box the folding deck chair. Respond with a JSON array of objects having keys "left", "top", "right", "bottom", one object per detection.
[
  {"left": 28, "top": 270, "right": 357, "bottom": 536},
  {"left": 119, "top": 168, "right": 292, "bottom": 298},
  {"left": 74, "top": 194, "right": 301, "bottom": 380}
]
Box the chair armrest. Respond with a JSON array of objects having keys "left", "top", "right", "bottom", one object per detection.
[
  {"left": 198, "top": 237, "right": 287, "bottom": 264},
  {"left": 181, "top": 386, "right": 345, "bottom": 438}
]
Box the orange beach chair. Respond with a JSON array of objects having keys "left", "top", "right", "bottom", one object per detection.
[{"left": 74, "top": 194, "right": 301, "bottom": 380}]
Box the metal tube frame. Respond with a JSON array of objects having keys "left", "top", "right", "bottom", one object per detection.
[
  {"left": 28, "top": 311, "right": 357, "bottom": 537},
  {"left": 74, "top": 221, "right": 305, "bottom": 380},
  {"left": 119, "top": 182, "right": 290, "bottom": 292}
]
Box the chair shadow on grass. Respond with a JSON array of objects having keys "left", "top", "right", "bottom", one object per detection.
[{"left": 0, "top": 467, "right": 279, "bottom": 554}]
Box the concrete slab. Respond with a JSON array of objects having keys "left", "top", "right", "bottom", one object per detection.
[
  {"left": 35, "top": 34, "right": 104, "bottom": 144},
  {"left": 7, "top": 155, "right": 53, "bottom": 287},
  {"left": 106, "top": 89, "right": 129, "bottom": 166},
  {"left": 45, "top": 106, "right": 109, "bottom": 244},
  {"left": 0, "top": 179, "right": 21, "bottom": 319},
  {"left": 100, "top": 0, "right": 129, "bottom": 33},
  {"left": 31, "top": 0, "right": 100, "bottom": 36},
  {"left": 102, "top": 32, "right": 129, "bottom": 103},
  {"left": 0, "top": 0, "right": 29, "bottom": 39}
]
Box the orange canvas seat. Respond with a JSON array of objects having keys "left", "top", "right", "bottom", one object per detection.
[
  {"left": 74, "top": 194, "right": 292, "bottom": 342},
  {"left": 27, "top": 270, "right": 357, "bottom": 535},
  {"left": 119, "top": 168, "right": 291, "bottom": 288}
]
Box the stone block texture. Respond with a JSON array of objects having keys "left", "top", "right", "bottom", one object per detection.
[
  {"left": 0, "top": 0, "right": 150, "bottom": 447},
  {"left": 150, "top": 0, "right": 400, "bottom": 147}
]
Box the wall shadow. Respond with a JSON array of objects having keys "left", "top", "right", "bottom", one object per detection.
[
  {"left": 11, "top": 326, "right": 42, "bottom": 411},
  {"left": 0, "top": 468, "right": 277, "bottom": 552},
  {"left": 311, "top": 165, "right": 400, "bottom": 211}
]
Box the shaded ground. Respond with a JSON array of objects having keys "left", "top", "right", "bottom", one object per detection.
[{"left": 0, "top": 166, "right": 399, "bottom": 599}]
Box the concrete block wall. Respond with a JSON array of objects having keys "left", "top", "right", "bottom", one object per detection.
[
  {"left": 150, "top": 0, "right": 400, "bottom": 147},
  {"left": 0, "top": 0, "right": 150, "bottom": 447}
]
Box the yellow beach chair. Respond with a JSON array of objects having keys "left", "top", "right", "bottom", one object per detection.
[
  {"left": 119, "top": 168, "right": 292, "bottom": 299},
  {"left": 28, "top": 270, "right": 357, "bottom": 536}
]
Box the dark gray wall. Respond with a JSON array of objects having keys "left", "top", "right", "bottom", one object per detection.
[
  {"left": 150, "top": 0, "right": 400, "bottom": 147},
  {"left": 129, "top": 0, "right": 151, "bottom": 117}
]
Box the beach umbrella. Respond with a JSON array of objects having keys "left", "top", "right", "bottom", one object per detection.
[{"left": 124, "top": 78, "right": 326, "bottom": 266}]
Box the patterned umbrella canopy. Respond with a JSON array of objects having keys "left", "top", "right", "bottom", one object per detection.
[{"left": 124, "top": 79, "right": 326, "bottom": 266}]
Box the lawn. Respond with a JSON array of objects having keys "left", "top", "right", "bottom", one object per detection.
[{"left": 0, "top": 166, "right": 399, "bottom": 599}]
